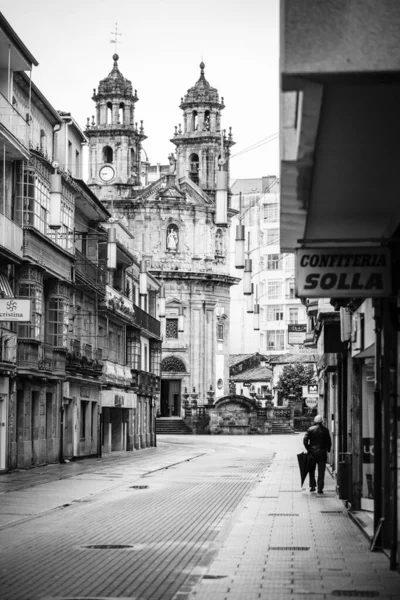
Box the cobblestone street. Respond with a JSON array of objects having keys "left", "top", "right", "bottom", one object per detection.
[{"left": 0, "top": 435, "right": 398, "bottom": 600}]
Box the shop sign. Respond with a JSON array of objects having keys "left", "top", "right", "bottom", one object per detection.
[
  {"left": 243, "top": 382, "right": 251, "bottom": 387},
  {"left": 363, "top": 437, "right": 374, "bottom": 463},
  {"left": 302, "top": 384, "right": 318, "bottom": 397},
  {"left": 115, "top": 394, "right": 124, "bottom": 407},
  {"left": 305, "top": 396, "right": 318, "bottom": 408},
  {"left": 295, "top": 247, "right": 391, "bottom": 298},
  {"left": 288, "top": 324, "right": 306, "bottom": 345},
  {"left": 0, "top": 299, "right": 31, "bottom": 321}
]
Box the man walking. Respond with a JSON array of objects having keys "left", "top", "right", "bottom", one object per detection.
[{"left": 303, "top": 415, "right": 332, "bottom": 493}]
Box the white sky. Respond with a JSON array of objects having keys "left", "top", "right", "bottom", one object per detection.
[{"left": 4, "top": 0, "right": 280, "bottom": 180}]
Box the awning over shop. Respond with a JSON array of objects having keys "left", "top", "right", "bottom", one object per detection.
[{"left": 353, "top": 344, "right": 375, "bottom": 360}]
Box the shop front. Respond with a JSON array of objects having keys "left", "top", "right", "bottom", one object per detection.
[
  {"left": 63, "top": 380, "right": 100, "bottom": 459},
  {"left": 101, "top": 388, "right": 136, "bottom": 453}
]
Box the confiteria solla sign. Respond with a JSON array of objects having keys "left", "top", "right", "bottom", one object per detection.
[{"left": 295, "top": 247, "right": 391, "bottom": 298}]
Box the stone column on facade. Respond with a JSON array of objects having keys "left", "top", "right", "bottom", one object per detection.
[
  {"left": 210, "top": 111, "right": 216, "bottom": 132},
  {"left": 198, "top": 111, "right": 204, "bottom": 132},
  {"left": 205, "top": 302, "right": 216, "bottom": 400},
  {"left": 91, "top": 145, "right": 97, "bottom": 180},
  {"left": 112, "top": 101, "right": 119, "bottom": 125}
]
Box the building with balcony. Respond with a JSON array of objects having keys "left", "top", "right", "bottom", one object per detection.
[
  {"left": 280, "top": 0, "right": 400, "bottom": 569},
  {"left": 0, "top": 13, "right": 38, "bottom": 471},
  {"left": 229, "top": 177, "right": 307, "bottom": 356},
  {"left": 0, "top": 13, "right": 162, "bottom": 470}
]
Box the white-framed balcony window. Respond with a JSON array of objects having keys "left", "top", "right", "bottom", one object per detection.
[
  {"left": 267, "top": 330, "right": 285, "bottom": 351},
  {"left": 289, "top": 307, "right": 299, "bottom": 324},
  {"left": 268, "top": 280, "right": 282, "bottom": 300},
  {"left": 286, "top": 279, "right": 296, "bottom": 299},
  {"left": 267, "top": 305, "right": 284, "bottom": 321},
  {"left": 266, "top": 228, "right": 280, "bottom": 246},
  {"left": 267, "top": 253, "right": 280, "bottom": 270},
  {"left": 263, "top": 203, "right": 279, "bottom": 221}
]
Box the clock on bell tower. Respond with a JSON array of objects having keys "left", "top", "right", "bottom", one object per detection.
[{"left": 85, "top": 53, "right": 147, "bottom": 198}]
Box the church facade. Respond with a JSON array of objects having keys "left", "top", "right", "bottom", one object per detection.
[{"left": 86, "top": 56, "right": 239, "bottom": 417}]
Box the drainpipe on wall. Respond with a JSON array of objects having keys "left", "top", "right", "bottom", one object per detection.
[
  {"left": 373, "top": 299, "right": 382, "bottom": 535},
  {"left": 52, "top": 124, "right": 61, "bottom": 163}
]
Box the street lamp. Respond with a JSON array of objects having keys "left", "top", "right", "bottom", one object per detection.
[
  {"left": 139, "top": 259, "right": 148, "bottom": 295},
  {"left": 246, "top": 284, "right": 254, "bottom": 313},
  {"left": 107, "top": 226, "right": 117, "bottom": 270},
  {"left": 49, "top": 162, "right": 62, "bottom": 230},
  {"left": 158, "top": 284, "right": 166, "bottom": 318}
]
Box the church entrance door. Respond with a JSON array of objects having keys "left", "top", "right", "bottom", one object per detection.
[{"left": 161, "top": 380, "right": 181, "bottom": 417}]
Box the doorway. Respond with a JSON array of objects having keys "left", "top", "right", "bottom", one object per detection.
[
  {"left": 0, "top": 393, "right": 7, "bottom": 470},
  {"left": 161, "top": 380, "right": 181, "bottom": 417}
]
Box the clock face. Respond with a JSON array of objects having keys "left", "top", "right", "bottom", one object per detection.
[{"left": 99, "top": 165, "right": 115, "bottom": 182}]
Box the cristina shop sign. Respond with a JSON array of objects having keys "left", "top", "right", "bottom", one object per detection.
[
  {"left": 0, "top": 299, "right": 31, "bottom": 321},
  {"left": 296, "top": 247, "right": 391, "bottom": 298}
]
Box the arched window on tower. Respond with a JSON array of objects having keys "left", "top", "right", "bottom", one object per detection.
[
  {"left": 102, "top": 146, "right": 113, "bottom": 163},
  {"left": 189, "top": 153, "right": 199, "bottom": 184},
  {"left": 192, "top": 110, "right": 198, "bottom": 131},
  {"left": 119, "top": 102, "right": 125, "bottom": 124},
  {"left": 216, "top": 111, "right": 220, "bottom": 132},
  {"left": 106, "top": 102, "right": 112, "bottom": 125},
  {"left": 204, "top": 110, "right": 210, "bottom": 131}
]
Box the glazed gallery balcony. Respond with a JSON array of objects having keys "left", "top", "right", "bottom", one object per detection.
[
  {"left": 74, "top": 249, "right": 107, "bottom": 294},
  {"left": 0, "top": 91, "right": 30, "bottom": 157},
  {"left": 0, "top": 214, "right": 23, "bottom": 259},
  {"left": 100, "top": 285, "right": 160, "bottom": 338}
]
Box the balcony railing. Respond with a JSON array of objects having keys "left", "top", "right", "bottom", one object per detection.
[
  {"left": 0, "top": 92, "right": 29, "bottom": 149},
  {"left": 0, "top": 214, "right": 23, "bottom": 258},
  {"left": 75, "top": 250, "right": 107, "bottom": 291},
  {"left": 100, "top": 285, "right": 160, "bottom": 337},
  {"left": 133, "top": 303, "right": 161, "bottom": 338}
]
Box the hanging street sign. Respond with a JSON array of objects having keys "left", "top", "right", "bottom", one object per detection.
[
  {"left": 295, "top": 247, "right": 391, "bottom": 298},
  {"left": 288, "top": 323, "right": 306, "bottom": 345},
  {"left": 305, "top": 396, "right": 318, "bottom": 408},
  {"left": 0, "top": 299, "right": 31, "bottom": 321}
]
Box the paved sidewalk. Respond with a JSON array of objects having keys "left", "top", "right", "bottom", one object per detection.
[
  {"left": 183, "top": 443, "right": 400, "bottom": 600},
  {"left": 0, "top": 441, "right": 208, "bottom": 529}
]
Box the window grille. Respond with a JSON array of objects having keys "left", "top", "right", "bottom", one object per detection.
[{"left": 166, "top": 318, "right": 178, "bottom": 339}]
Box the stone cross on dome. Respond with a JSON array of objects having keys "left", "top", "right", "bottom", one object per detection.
[{"left": 110, "top": 22, "right": 122, "bottom": 54}]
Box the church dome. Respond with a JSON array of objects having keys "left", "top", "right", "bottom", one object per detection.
[
  {"left": 95, "top": 54, "right": 135, "bottom": 99},
  {"left": 181, "top": 62, "right": 222, "bottom": 107}
]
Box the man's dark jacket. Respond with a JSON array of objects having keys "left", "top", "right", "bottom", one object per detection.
[{"left": 303, "top": 423, "right": 332, "bottom": 460}]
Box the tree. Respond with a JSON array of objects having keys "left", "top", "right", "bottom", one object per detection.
[{"left": 276, "top": 362, "right": 316, "bottom": 403}]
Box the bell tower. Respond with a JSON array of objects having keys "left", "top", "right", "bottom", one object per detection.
[
  {"left": 86, "top": 53, "right": 146, "bottom": 194},
  {"left": 171, "top": 62, "right": 235, "bottom": 200}
]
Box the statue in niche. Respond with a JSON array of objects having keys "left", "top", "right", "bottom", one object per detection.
[
  {"left": 168, "top": 153, "right": 176, "bottom": 174},
  {"left": 166, "top": 225, "right": 178, "bottom": 251},
  {"left": 215, "top": 229, "right": 223, "bottom": 255}
]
